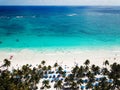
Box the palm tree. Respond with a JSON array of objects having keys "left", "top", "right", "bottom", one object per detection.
[
  {"left": 86, "top": 81, "right": 93, "bottom": 90},
  {"left": 48, "top": 65, "right": 51, "bottom": 71},
  {"left": 1, "top": 58, "right": 120, "bottom": 90},
  {"left": 104, "top": 60, "right": 109, "bottom": 69},
  {"left": 54, "top": 80, "right": 63, "bottom": 90},
  {"left": 41, "top": 80, "right": 51, "bottom": 90},
  {"left": 98, "top": 77, "right": 108, "bottom": 90},
  {"left": 91, "top": 65, "right": 100, "bottom": 75},
  {"left": 54, "top": 63, "right": 58, "bottom": 68},
  {"left": 77, "top": 78, "right": 83, "bottom": 86},
  {"left": 72, "top": 65, "right": 79, "bottom": 74},
  {"left": 42, "top": 66, "right": 47, "bottom": 71},
  {"left": 3, "top": 59, "right": 11, "bottom": 69},
  {"left": 77, "top": 66, "right": 84, "bottom": 78},
  {"left": 70, "top": 81, "right": 78, "bottom": 90},
  {"left": 38, "top": 64, "right": 42, "bottom": 69},
  {"left": 41, "top": 60, "right": 45, "bottom": 66},
  {"left": 109, "top": 63, "right": 120, "bottom": 90},
  {"left": 84, "top": 60, "right": 90, "bottom": 73},
  {"left": 86, "top": 71, "right": 95, "bottom": 90},
  {"left": 54, "top": 62, "right": 58, "bottom": 71},
  {"left": 102, "top": 67, "right": 109, "bottom": 75},
  {"left": 84, "top": 59, "right": 90, "bottom": 66},
  {"left": 0, "top": 70, "right": 12, "bottom": 90},
  {"left": 57, "top": 66, "right": 63, "bottom": 74}
]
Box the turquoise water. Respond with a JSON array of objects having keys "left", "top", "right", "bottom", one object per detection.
[{"left": 0, "top": 6, "right": 120, "bottom": 49}]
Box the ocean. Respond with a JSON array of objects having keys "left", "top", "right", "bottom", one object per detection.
[{"left": 0, "top": 6, "right": 120, "bottom": 50}]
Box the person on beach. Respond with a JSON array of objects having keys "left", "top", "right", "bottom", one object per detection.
[{"left": 10, "top": 55, "right": 13, "bottom": 60}]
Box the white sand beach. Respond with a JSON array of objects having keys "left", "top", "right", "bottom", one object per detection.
[
  {"left": 0, "top": 48, "right": 120, "bottom": 69},
  {"left": 0, "top": 48, "right": 120, "bottom": 90}
]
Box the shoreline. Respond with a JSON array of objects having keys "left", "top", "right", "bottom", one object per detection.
[
  {"left": 1, "top": 45, "right": 120, "bottom": 51},
  {"left": 0, "top": 48, "right": 120, "bottom": 70}
]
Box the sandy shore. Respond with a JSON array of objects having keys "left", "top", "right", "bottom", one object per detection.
[
  {"left": 0, "top": 48, "right": 120, "bottom": 69},
  {"left": 0, "top": 48, "right": 120, "bottom": 90}
]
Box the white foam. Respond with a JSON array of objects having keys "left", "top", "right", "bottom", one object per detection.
[
  {"left": 16, "top": 16, "right": 23, "bottom": 18},
  {"left": 67, "top": 13, "right": 77, "bottom": 16}
]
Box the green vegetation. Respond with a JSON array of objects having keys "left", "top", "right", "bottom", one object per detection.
[{"left": 0, "top": 59, "right": 120, "bottom": 90}]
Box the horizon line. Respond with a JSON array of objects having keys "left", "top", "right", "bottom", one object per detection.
[{"left": 0, "top": 5, "right": 120, "bottom": 6}]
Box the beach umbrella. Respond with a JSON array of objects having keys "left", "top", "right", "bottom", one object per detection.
[
  {"left": 43, "top": 75, "right": 48, "bottom": 79},
  {"left": 96, "top": 77, "right": 100, "bottom": 81},
  {"left": 49, "top": 75, "right": 52, "bottom": 78},
  {"left": 57, "top": 74, "right": 61, "bottom": 78},
  {"left": 53, "top": 75, "right": 56, "bottom": 78},
  {"left": 61, "top": 78, "right": 63, "bottom": 81},
  {"left": 81, "top": 86, "right": 85, "bottom": 90}
]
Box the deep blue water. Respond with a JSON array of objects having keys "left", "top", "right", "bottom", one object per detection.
[{"left": 0, "top": 6, "right": 120, "bottom": 49}]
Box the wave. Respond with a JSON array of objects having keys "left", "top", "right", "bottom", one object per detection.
[
  {"left": 67, "top": 13, "right": 77, "bottom": 16},
  {"left": 15, "top": 15, "right": 36, "bottom": 18},
  {"left": 16, "top": 16, "right": 24, "bottom": 18}
]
